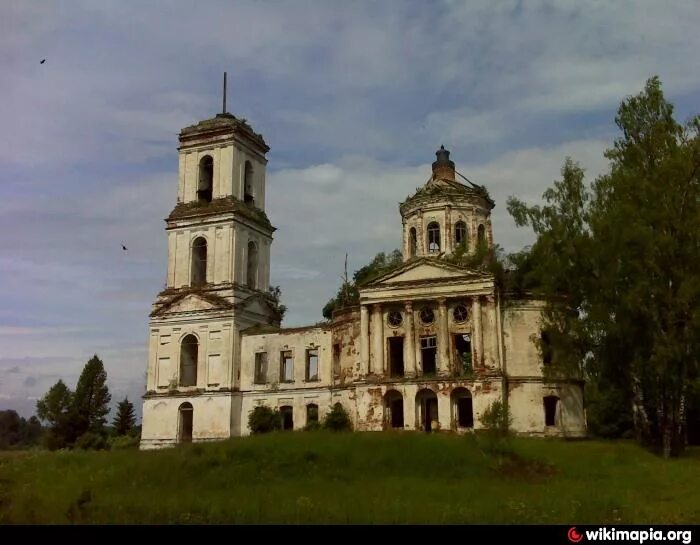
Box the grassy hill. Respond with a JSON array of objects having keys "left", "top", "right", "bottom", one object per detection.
[{"left": 1, "top": 432, "right": 698, "bottom": 524}]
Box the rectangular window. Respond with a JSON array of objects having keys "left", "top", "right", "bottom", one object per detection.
[
  {"left": 306, "top": 349, "right": 319, "bottom": 381},
  {"left": 420, "top": 335, "right": 437, "bottom": 375},
  {"left": 332, "top": 343, "right": 341, "bottom": 378},
  {"left": 280, "top": 351, "right": 294, "bottom": 382},
  {"left": 254, "top": 352, "right": 268, "bottom": 384},
  {"left": 454, "top": 334, "right": 472, "bottom": 375}
]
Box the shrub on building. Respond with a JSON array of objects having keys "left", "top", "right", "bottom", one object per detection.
[
  {"left": 323, "top": 403, "right": 353, "bottom": 432},
  {"left": 248, "top": 405, "right": 281, "bottom": 434}
]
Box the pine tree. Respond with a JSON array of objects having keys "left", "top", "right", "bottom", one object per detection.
[
  {"left": 112, "top": 397, "right": 136, "bottom": 436},
  {"left": 72, "top": 355, "right": 112, "bottom": 437}
]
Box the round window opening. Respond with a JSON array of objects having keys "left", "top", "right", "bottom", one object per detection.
[
  {"left": 419, "top": 307, "right": 435, "bottom": 325},
  {"left": 453, "top": 305, "right": 469, "bottom": 323},
  {"left": 387, "top": 311, "right": 403, "bottom": 327}
]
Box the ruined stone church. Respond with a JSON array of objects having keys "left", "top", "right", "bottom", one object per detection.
[{"left": 140, "top": 105, "right": 586, "bottom": 449}]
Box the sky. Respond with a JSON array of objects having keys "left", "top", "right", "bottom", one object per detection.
[{"left": 2, "top": 0, "right": 699, "bottom": 420}]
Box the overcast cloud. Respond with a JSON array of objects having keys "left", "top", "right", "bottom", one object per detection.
[{"left": 2, "top": 0, "right": 699, "bottom": 419}]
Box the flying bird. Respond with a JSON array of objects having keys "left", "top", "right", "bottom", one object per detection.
[
  {"left": 121, "top": 244, "right": 128, "bottom": 251},
  {"left": 40, "top": 59, "right": 46, "bottom": 64}
]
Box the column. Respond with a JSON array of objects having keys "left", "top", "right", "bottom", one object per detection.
[
  {"left": 472, "top": 297, "right": 483, "bottom": 367},
  {"left": 417, "top": 210, "right": 424, "bottom": 256},
  {"left": 490, "top": 296, "right": 499, "bottom": 369},
  {"left": 445, "top": 206, "right": 453, "bottom": 254},
  {"left": 371, "top": 304, "right": 384, "bottom": 375},
  {"left": 360, "top": 304, "right": 370, "bottom": 377},
  {"left": 404, "top": 301, "right": 416, "bottom": 377},
  {"left": 437, "top": 298, "right": 450, "bottom": 376}
]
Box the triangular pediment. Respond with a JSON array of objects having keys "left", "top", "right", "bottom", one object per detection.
[
  {"left": 168, "top": 294, "right": 218, "bottom": 313},
  {"left": 150, "top": 289, "right": 234, "bottom": 317},
  {"left": 366, "top": 258, "right": 488, "bottom": 287}
]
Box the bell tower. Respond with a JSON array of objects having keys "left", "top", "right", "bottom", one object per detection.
[{"left": 141, "top": 75, "right": 281, "bottom": 449}]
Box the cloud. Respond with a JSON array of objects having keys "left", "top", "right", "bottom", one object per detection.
[
  {"left": 23, "top": 376, "right": 37, "bottom": 387},
  {"left": 1, "top": 0, "right": 699, "bottom": 417}
]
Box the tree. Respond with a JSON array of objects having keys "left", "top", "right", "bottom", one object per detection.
[
  {"left": 267, "top": 285, "right": 287, "bottom": 322},
  {"left": 36, "top": 379, "right": 75, "bottom": 449},
  {"left": 507, "top": 77, "right": 700, "bottom": 457},
  {"left": 0, "top": 410, "right": 21, "bottom": 449},
  {"left": 72, "top": 355, "right": 111, "bottom": 437},
  {"left": 112, "top": 397, "right": 136, "bottom": 436},
  {"left": 322, "top": 250, "right": 403, "bottom": 319}
]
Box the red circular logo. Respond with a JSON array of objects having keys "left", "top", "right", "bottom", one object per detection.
[{"left": 568, "top": 527, "right": 583, "bottom": 543}]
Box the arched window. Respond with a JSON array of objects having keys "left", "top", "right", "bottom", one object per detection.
[
  {"left": 384, "top": 390, "right": 404, "bottom": 429},
  {"left": 244, "top": 161, "right": 254, "bottom": 205},
  {"left": 427, "top": 222, "right": 440, "bottom": 253},
  {"left": 408, "top": 227, "right": 417, "bottom": 258},
  {"left": 455, "top": 221, "right": 467, "bottom": 248},
  {"left": 191, "top": 237, "right": 207, "bottom": 286},
  {"left": 477, "top": 224, "right": 486, "bottom": 246},
  {"left": 178, "top": 402, "right": 193, "bottom": 443},
  {"left": 247, "top": 241, "right": 258, "bottom": 289},
  {"left": 306, "top": 404, "right": 319, "bottom": 425},
  {"left": 544, "top": 395, "right": 559, "bottom": 427},
  {"left": 179, "top": 335, "right": 198, "bottom": 387},
  {"left": 280, "top": 405, "right": 293, "bottom": 430},
  {"left": 197, "top": 155, "right": 213, "bottom": 203}
]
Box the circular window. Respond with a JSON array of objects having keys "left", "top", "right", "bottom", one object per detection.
[
  {"left": 453, "top": 305, "right": 469, "bottom": 323},
  {"left": 387, "top": 311, "right": 402, "bottom": 327},
  {"left": 419, "top": 307, "right": 435, "bottom": 325}
]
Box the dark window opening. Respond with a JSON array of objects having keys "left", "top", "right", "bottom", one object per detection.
[
  {"left": 452, "top": 388, "right": 474, "bottom": 428},
  {"left": 387, "top": 310, "right": 402, "bottom": 327},
  {"left": 453, "top": 304, "right": 468, "bottom": 322},
  {"left": 416, "top": 389, "right": 438, "bottom": 432},
  {"left": 254, "top": 352, "right": 267, "bottom": 384},
  {"left": 388, "top": 337, "right": 404, "bottom": 377},
  {"left": 332, "top": 343, "right": 341, "bottom": 378},
  {"left": 244, "top": 161, "right": 254, "bottom": 206},
  {"left": 179, "top": 334, "right": 198, "bottom": 387},
  {"left": 247, "top": 241, "right": 258, "bottom": 289},
  {"left": 477, "top": 224, "right": 486, "bottom": 245},
  {"left": 454, "top": 334, "right": 472, "bottom": 375},
  {"left": 306, "top": 404, "right": 318, "bottom": 424},
  {"left": 419, "top": 307, "right": 434, "bottom": 325},
  {"left": 541, "top": 330, "right": 553, "bottom": 366},
  {"left": 280, "top": 351, "right": 294, "bottom": 382},
  {"left": 420, "top": 336, "right": 437, "bottom": 375},
  {"left": 384, "top": 391, "right": 404, "bottom": 429},
  {"left": 178, "top": 402, "right": 193, "bottom": 443},
  {"left": 197, "top": 155, "right": 213, "bottom": 203},
  {"left": 455, "top": 221, "right": 467, "bottom": 248},
  {"left": 408, "top": 227, "right": 417, "bottom": 258},
  {"left": 306, "top": 349, "right": 319, "bottom": 381},
  {"left": 544, "top": 395, "right": 559, "bottom": 427},
  {"left": 427, "top": 222, "right": 440, "bottom": 253},
  {"left": 191, "top": 237, "right": 207, "bottom": 286},
  {"left": 280, "top": 406, "right": 293, "bottom": 430}
]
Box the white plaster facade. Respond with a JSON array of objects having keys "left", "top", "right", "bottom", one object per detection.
[{"left": 140, "top": 115, "right": 586, "bottom": 449}]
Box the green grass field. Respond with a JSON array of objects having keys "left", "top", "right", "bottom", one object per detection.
[{"left": 1, "top": 432, "right": 698, "bottom": 524}]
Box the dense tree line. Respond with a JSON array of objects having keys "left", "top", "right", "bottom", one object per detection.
[{"left": 0, "top": 410, "right": 43, "bottom": 449}]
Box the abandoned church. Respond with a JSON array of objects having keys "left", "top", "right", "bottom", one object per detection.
[{"left": 140, "top": 104, "right": 587, "bottom": 449}]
